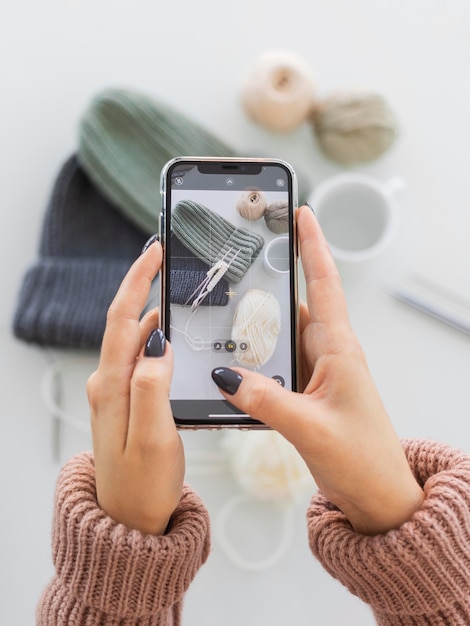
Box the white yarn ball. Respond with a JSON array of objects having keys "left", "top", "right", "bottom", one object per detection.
[
  {"left": 232, "top": 289, "right": 281, "bottom": 368},
  {"left": 221, "top": 430, "right": 315, "bottom": 502},
  {"left": 240, "top": 49, "right": 316, "bottom": 132}
]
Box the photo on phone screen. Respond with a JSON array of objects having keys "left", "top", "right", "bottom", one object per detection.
[{"left": 160, "top": 157, "right": 298, "bottom": 428}]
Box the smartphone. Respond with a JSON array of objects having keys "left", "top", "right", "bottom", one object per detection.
[{"left": 159, "top": 157, "right": 299, "bottom": 429}]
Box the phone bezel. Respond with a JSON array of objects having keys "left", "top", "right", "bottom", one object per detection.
[{"left": 159, "top": 156, "right": 300, "bottom": 429}]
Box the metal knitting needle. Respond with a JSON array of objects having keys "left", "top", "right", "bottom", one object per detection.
[
  {"left": 389, "top": 288, "right": 470, "bottom": 337},
  {"left": 183, "top": 247, "right": 235, "bottom": 306},
  {"left": 184, "top": 248, "right": 240, "bottom": 311}
]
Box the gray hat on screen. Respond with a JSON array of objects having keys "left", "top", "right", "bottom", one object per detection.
[{"left": 169, "top": 232, "right": 229, "bottom": 306}]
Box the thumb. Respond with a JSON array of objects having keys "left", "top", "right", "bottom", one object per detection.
[{"left": 211, "top": 367, "right": 308, "bottom": 438}]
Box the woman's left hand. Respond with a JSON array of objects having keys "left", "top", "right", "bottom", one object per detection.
[{"left": 87, "top": 240, "right": 184, "bottom": 535}]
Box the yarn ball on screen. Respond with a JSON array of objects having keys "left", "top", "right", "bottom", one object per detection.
[
  {"left": 311, "top": 91, "right": 398, "bottom": 166},
  {"left": 232, "top": 289, "right": 280, "bottom": 368},
  {"left": 240, "top": 50, "right": 316, "bottom": 132},
  {"left": 221, "top": 430, "right": 315, "bottom": 502},
  {"left": 236, "top": 189, "right": 268, "bottom": 221},
  {"left": 264, "top": 200, "right": 289, "bottom": 234}
]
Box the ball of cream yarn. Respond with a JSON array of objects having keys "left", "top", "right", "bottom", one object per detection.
[
  {"left": 232, "top": 289, "right": 281, "bottom": 368},
  {"left": 240, "top": 50, "right": 316, "bottom": 132},
  {"left": 236, "top": 189, "right": 268, "bottom": 221},
  {"left": 221, "top": 430, "right": 315, "bottom": 502},
  {"left": 311, "top": 90, "right": 398, "bottom": 165}
]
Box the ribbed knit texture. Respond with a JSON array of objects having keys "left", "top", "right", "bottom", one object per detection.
[
  {"left": 13, "top": 155, "right": 147, "bottom": 349},
  {"left": 172, "top": 200, "right": 264, "bottom": 283},
  {"left": 170, "top": 232, "right": 228, "bottom": 306},
  {"left": 78, "top": 88, "right": 238, "bottom": 235},
  {"left": 308, "top": 438, "right": 470, "bottom": 625},
  {"left": 36, "top": 452, "right": 210, "bottom": 625}
]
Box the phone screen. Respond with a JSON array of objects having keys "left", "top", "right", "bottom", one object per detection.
[{"left": 161, "top": 158, "right": 298, "bottom": 427}]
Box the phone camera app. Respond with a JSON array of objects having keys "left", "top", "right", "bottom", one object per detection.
[{"left": 211, "top": 340, "right": 250, "bottom": 353}]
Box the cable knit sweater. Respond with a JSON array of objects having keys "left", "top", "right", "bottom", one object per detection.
[
  {"left": 36, "top": 452, "right": 210, "bottom": 625},
  {"left": 309, "top": 439, "right": 470, "bottom": 624},
  {"left": 37, "top": 439, "right": 470, "bottom": 625}
]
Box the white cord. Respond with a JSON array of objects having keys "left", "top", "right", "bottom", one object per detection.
[
  {"left": 40, "top": 352, "right": 297, "bottom": 569},
  {"left": 40, "top": 352, "right": 90, "bottom": 434},
  {"left": 170, "top": 312, "right": 213, "bottom": 352},
  {"left": 215, "top": 494, "right": 295, "bottom": 571}
]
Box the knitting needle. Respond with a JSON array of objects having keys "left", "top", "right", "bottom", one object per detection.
[
  {"left": 185, "top": 248, "right": 240, "bottom": 311},
  {"left": 183, "top": 247, "right": 234, "bottom": 306},
  {"left": 388, "top": 287, "right": 470, "bottom": 337}
]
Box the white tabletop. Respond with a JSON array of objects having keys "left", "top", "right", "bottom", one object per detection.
[{"left": 2, "top": 1, "right": 470, "bottom": 624}]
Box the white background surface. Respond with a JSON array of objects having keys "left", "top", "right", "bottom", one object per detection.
[{"left": 2, "top": 1, "right": 470, "bottom": 624}]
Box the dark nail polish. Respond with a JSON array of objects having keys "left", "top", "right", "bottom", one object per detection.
[
  {"left": 211, "top": 367, "right": 243, "bottom": 395},
  {"left": 141, "top": 234, "right": 159, "bottom": 255},
  {"left": 144, "top": 328, "right": 166, "bottom": 357},
  {"left": 305, "top": 201, "right": 316, "bottom": 217}
]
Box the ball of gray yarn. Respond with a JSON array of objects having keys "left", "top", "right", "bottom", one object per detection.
[
  {"left": 311, "top": 91, "right": 398, "bottom": 166},
  {"left": 264, "top": 201, "right": 289, "bottom": 234}
]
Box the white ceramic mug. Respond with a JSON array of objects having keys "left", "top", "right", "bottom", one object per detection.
[{"left": 307, "top": 173, "right": 405, "bottom": 263}]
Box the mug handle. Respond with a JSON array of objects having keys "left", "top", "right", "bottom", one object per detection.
[{"left": 383, "top": 175, "right": 406, "bottom": 198}]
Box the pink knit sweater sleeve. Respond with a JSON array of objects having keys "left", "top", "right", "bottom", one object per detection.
[
  {"left": 36, "top": 452, "right": 210, "bottom": 626},
  {"left": 307, "top": 438, "right": 470, "bottom": 625}
]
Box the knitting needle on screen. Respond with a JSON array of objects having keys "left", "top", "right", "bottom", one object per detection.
[
  {"left": 185, "top": 248, "right": 240, "bottom": 311},
  {"left": 172, "top": 248, "right": 242, "bottom": 351}
]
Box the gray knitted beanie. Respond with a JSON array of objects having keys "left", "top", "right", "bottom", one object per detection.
[
  {"left": 78, "top": 88, "right": 238, "bottom": 235},
  {"left": 172, "top": 200, "right": 264, "bottom": 283},
  {"left": 12, "top": 155, "right": 147, "bottom": 349}
]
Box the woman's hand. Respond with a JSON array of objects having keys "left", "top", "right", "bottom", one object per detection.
[
  {"left": 212, "top": 206, "right": 424, "bottom": 535},
  {"left": 87, "top": 241, "right": 184, "bottom": 535}
]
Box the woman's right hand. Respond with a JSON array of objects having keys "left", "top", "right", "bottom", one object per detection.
[{"left": 212, "top": 205, "right": 424, "bottom": 535}]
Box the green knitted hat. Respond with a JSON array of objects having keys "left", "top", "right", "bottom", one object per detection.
[
  {"left": 172, "top": 200, "right": 264, "bottom": 283},
  {"left": 77, "top": 88, "right": 238, "bottom": 235}
]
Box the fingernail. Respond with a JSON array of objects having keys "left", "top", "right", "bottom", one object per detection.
[
  {"left": 141, "top": 234, "right": 159, "bottom": 255},
  {"left": 305, "top": 201, "right": 316, "bottom": 217},
  {"left": 144, "top": 328, "right": 166, "bottom": 357},
  {"left": 211, "top": 367, "right": 243, "bottom": 395}
]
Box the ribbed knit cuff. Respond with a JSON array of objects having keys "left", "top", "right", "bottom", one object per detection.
[
  {"left": 78, "top": 88, "right": 237, "bottom": 236},
  {"left": 13, "top": 257, "right": 131, "bottom": 349},
  {"left": 308, "top": 439, "right": 470, "bottom": 625},
  {"left": 37, "top": 452, "right": 210, "bottom": 625}
]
